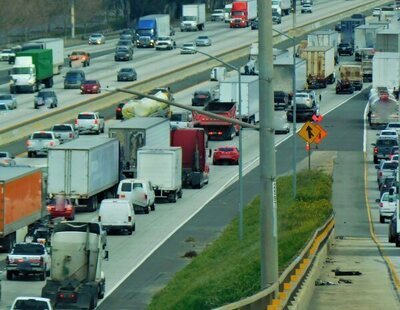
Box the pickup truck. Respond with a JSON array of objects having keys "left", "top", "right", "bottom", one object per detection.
[
  {"left": 372, "top": 137, "right": 399, "bottom": 164},
  {"left": 6, "top": 242, "right": 51, "bottom": 281},
  {"left": 68, "top": 51, "right": 90, "bottom": 67},
  {"left": 26, "top": 131, "right": 60, "bottom": 158},
  {"left": 74, "top": 111, "right": 105, "bottom": 134},
  {"left": 11, "top": 297, "right": 53, "bottom": 310},
  {"left": 51, "top": 123, "right": 79, "bottom": 143},
  {"left": 155, "top": 36, "right": 176, "bottom": 50}
]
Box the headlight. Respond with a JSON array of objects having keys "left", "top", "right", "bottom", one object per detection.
[
  {"left": 150, "top": 39, "right": 154, "bottom": 43},
  {"left": 9, "top": 79, "right": 14, "bottom": 85}
]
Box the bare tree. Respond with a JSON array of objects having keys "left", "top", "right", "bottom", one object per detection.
[{"left": 75, "top": 0, "right": 105, "bottom": 36}]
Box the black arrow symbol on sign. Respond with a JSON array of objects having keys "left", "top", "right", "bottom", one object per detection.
[{"left": 306, "top": 126, "right": 314, "bottom": 139}]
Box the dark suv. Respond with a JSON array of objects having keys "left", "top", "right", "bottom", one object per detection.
[
  {"left": 372, "top": 137, "right": 398, "bottom": 164},
  {"left": 274, "top": 91, "right": 289, "bottom": 110},
  {"left": 337, "top": 43, "right": 353, "bottom": 56},
  {"left": 64, "top": 70, "right": 86, "bottom": 89}
]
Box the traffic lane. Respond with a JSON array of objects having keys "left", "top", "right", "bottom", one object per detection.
[{"left": 98, "top": 88, "right": 366, "bottom": 310}]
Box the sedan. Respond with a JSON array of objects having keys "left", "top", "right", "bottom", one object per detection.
[
  {"left": 213, "top": 146, "right": 240, "bottom": 165},
  {"left": 0, "top": 151, "right": 16, "bottom": 167},
  {"left": 0, "top": 49, "right": 15, "bottom": 61},
  {"left": 378, "top": 191, "right": 398, "bottom": 223},
  {"left": 388, "top": 212, "right": 398, "bottom": 245},
  {"left": 81, "top": 80, "right": 101, "bottom": 94},
  {"left": 88, "top": 33, "right": 106, "bottom": 45},
  {"left": 192, "top": 90, "right": 213, "bottom": 106},
  {"left": 0, "top": 94, "right": 17, "bottom": 109},
  {"left": 117, "top": 68, "right": 137, "bottom": 82},
  {"left": 47, "top": 197, "right": 75, "bottom": 220},
  {"left": 195, "top": 36, "right": 212, "bottom": 46},
  {"left": 251, "top": 18, "right": 258, "bottom": 30},
  {"left": 181, "top": 42, "right": 197, "bottom": 54},
  {"left": 301, "top": 4, "right": 313, "bottom": 13},
  {"left": 34, "top": 90, "right": 58, "bottom": 109}
]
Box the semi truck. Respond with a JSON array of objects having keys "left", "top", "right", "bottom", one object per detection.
[
  {"left": 24, "top": 38, "right": 64, "bottom": 74},
  {"left": 0, "top": 167, "right": 44, "bottom": 252},
  {"left": 354, "top": 25, "right": 382, "bottom": 61},
  {"left": 230, "top": 0, "right": 257, "bottom": 28},
  {"left": 304, "top": 46, "right": 335, "bottom": 88},
  {"left": 137, "top": 147, "right": 183, "bottom": 203},
  {"left": 340, "top": 18, "right": 365, "bottom": 46},
  {"left": 375, "top": 29, "right": 400, "bottom": 53},
  {"left": 47, "top": 137, "right": 120, "bottom": 212},
  {"left": 272, "top": 0, "right": 291, "bottom": 16},
  {"left": 136, "top": 14, "right": 170, "bottom": 48},
  {"left": 9, "top": 49, "right": 53, "bottom": 93},
  {"left": 41, "top": 222, "right": 107, "bottom": 310},
  {"left": 373, "top": 52, "right": 400, "bottom": 90},
  {"left": 219, "top": 75, "right": 259, "bottom": 123},
  {"left": 181, "top": 4, "right": 206, "bottom": 31},
  {"left": 368, "top": 88, "right": 400, "bottom": 128},
  {"left": 108, "top": 117, "right": 171, "bottom": 178},
  {"left": 171, "top": 128, "right": 209, "bottom": 189},
  {"left": 193, "top": 101, "right": 239, "bottom": 140}
]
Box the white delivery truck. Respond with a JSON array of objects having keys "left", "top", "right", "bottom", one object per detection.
[
  {"left": 181, "top": 4, "right": 206, "bottom": 31},
  {"left": 47, "top": 137, "right": 120, "bottom": 211},
  {"left": 373, "top": 52, "right": 400, "bottom": 90},
  {"left": 219, "top": 75, "right": 259, "bottom": 123},
  {"left": 307, "top": 30, "right": 340, "bottom": 62},
  {"left": 25, "top": 38, "right": 64, "bottom": 74},
  {"left": 272, "top": 0, "right": 291, "bottom": 16},
  {"left": 108, "top": 117, "right": 170, "bottom": 178},
  {"left": 354, "top": 25, "right": 383, "bottom": 61},
  {"left": 137, "top": 147, "right": 183, "bottom": 203}
]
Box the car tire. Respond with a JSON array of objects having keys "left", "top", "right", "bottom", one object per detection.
[
  {"left": 39, "top": 271, "right": 46, "bottom": 281},
  {"left": 6, "top": 271, "right": 13, "bottom": 280},
  {"left": 144, "top": 206, "right": 150, "bottom": 214},
  {"left": 150, "top": 203, "right": 155, "bottom": 211},
  {"left": 128, "top": 227, "right": 133, "bottom": 235},
  {"left": 380, "top": 215, "right": 385, "bottom": 224}
]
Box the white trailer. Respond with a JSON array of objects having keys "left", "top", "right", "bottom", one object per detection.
[
  {"left": 137, "top": 147, "right": 183, "bottom": 203},
  {"left": 304, "top": 46, "right": 336, "bottom": 88},
  {"left": 29, "top": 38, "right": 64, "bottom": 74},
  {"left": 181, "top": 4, "right": 206, "bottom": 31},
  {"left": 274, "top": 55, "right": 306, "bottom": 95},
  {"left": 108, "top": 117, "right": 170, "bottom": 178},
  {"left": 373, "top": 52, "right": 400, "bottom": 90},
  {"left": 47, "top": 137, "right": 119, "bottom": 211},
  {"left": 307, "top": 30, "right": 340, "bottom": 50},
  {"left": 219, "top": 75, "right": 259, "bottom": 123},
  {"left": 272, "top": 0, "right": 291, "bottom": 16},
  {"left": 354, "top": 25, "right": 383, "bottom": 61}
]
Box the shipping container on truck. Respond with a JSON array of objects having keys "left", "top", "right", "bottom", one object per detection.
[
  {"left": 181, "top": 4, "right": 206, "bottom": 31},
  {"left": 340, "top": 18, "right": 365, "bottom": 46},
  {"left": 108, "top": 117, "right": 170, "bottom": 178},
  {"left": 137, "top": 147, "right": 183, "bottom": 202},
  {"left": 47, "top": 137, "right": 119, "bottom": 211},
  {"left": 219, "top": 75, "right": 259, "bottom": 123},
  {"left": 192, "top": 101, "right": 239, "bottom": 140},
  {"left": 368, "top": 89, "right": 400, "bottom": 128},
  {"left": 28, "top": 38, "right": 64, "bottom": 74},
  {"left": 375, "top": 29, "right": 400, "bottom": 53},
  {"left": 373, "top": 52, "right": 400, "bottom": 90},
  {"left": 136, "top": 14, "right": 170, "bottom": 47},
  {"left": 304, "top": 46, "right": 336, "bottom": 89},
  {"left": 171, "top": 128, "right": 209, "bottom": 189},
  {"left": 0, "top": 167, "right": 44, "bottom": 252},
  {"left": 339, "top": 64, "right": 363, "bottom": 90},
  {"left": 230, "top": 0, "right": 257, "bottom": 28}
]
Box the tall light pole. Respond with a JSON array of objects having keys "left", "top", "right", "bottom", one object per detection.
[
  {"left": 180, "top": 47, "right": 245, "bottom": 240},
  {"left": 70, "top": 0, "right": 75, "bottom": 39}
]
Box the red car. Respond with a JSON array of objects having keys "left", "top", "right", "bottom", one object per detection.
[
  {"left": 47, "top": 197, "right": 75, "bottom": 220},
  {"left": 81, "top": 80, "right": 101, "bottom": 94},
  {"left": 213, "top": 146, "right": 240, "bottom": 165}
]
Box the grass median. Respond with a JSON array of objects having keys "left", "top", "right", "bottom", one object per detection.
[{"left": 148, "top": 170, "right": 333, "bottom": 310}]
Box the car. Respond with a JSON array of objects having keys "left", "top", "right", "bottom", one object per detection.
[
  {"left": 294, "top": 91, "right": 315, "bottom": 105},
  {"left": 117, "top": 179, "right": 156, "bottom": 214},
  {"left": 337, "top": 43, "right": 354, "bottom": 56},
  {"left": 50, "top": 123, "right": 79, "bottom": 143},
  {"left": 170, "top": 111, "right": 194, "bottom": 129},
  {"left": 378, "top": 129, "right": 398, "bottom": 139},
  {"left": 0, "top": 102, "right": 10, "bottom": 113},
  {"left": 272, "top": 11, "right": 282, "bottom": 24},
  {"left": 373, "top": 8, "right": 382, "bottom": 17},
  {"left": 117, "top": 67, "right": 137, "bottom": 81},
  {"left": 192, "top": 90, "right": 213, "bottom": 106},
  {"left": 116, "top": 101, "right": 127, "bottom": 120},
  {"left": 120, "top": 33, "right": 134, "bottom": 43},
  {"left": 155, "top": 36, "right": 176, "bottom": 50},
  {"left": 0, "top": 151, "right": 16, "bottom": 167},
  {"left": 301, "top": 4, "right": 313, "bottom": 13},
  {"left": 116, "top": 39, "right": 134, "bottom": 50},
  {"left": 211, "top": 9, "right": 225, "bottom": 21},
  {"left": 389, "top": 146, "right": 399, "bottom": 160},
  {"left": 376, "top": 160, "right": 398, "bottom": 188},
  {"left": 11, "top": 297, "right": 53, "bottom": 310},
  {"left": 378, "top": 190, "right": 398, "bottom": 223},
  {"left": 34, "top": 90, "right": 58, "bottom": 109},
  {"left": 47, "top": 197, "right": 75, "bottom": 220},
  {"left": 372, "top": 137, "right": 399, "bottom": 164},
  {"left": 388, "top": 212, "right": 400, "bottom": 246},
  {"left": 181, "top": 42, "right": 196, "bottom": 54},
  {"left": 351, "top": 13, "right": 365, "bottom": 19},
  {"left": 64, "top": 69, "right": 86, "bottom": 89},
  {"left": 74, "top": 111, "right": 105, "bottom": 134},
  {"left": 88, "top": 33, "right": 105, "bottom": 44},
  {"left": 380, "top": 176, "right": 398, "bottom": 196},
  {"left": 274, "top": 91, "right": 289, "bottom": 110},
  {"left": 195, "top": 36, "right": 212, "bottom": 46},
  {"left": 81, "top": 80, "right": 101, "bottom": 94},
  {"left": 26, "top": 131, "right": 60, "bottom": 157},
  {"left": 386, "top": 122, "right": 400, "bottom": 133},
  {"left": 0, "top": 48, "right": 15, "bottom": 61},
  {"left": 114, "top": 46, "right": 133, "bottom": 61},
  {"left": 251, "top": 18, "right": 258, "bottom": 30},
  {"left": 213, "top": 146, "right": 240, "bottom": 165},
  {"left": 336, "top": 80, "right": 354, "bottom": 94},
  {"left": 68, "top": 51, "right": 90, "bottom": 67}
]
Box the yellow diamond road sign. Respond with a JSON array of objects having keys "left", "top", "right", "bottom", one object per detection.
[{"left": 298, "top": 121, "right": 320, "bottom": 143}]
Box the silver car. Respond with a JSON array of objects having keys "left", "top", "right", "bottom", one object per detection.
[
  {"left": 88, "top": 33, "right": 106, "bottom": 45},
  {"left": 181, "top": 43, "right": 197, "bottom": 54},
  {"left": 0, "top": 94, "right": 17, "bottom": 109},
  {"left": 195, "top": 36, "right": 212, "bottom": 46},
  {"left": 0, "top": 151, "right": 16, "bottom": 167},
  {"left": 0, "top": 102, "right": 10, "bottom": 113}
]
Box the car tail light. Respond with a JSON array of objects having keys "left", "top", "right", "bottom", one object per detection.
[
  {"left": 374, "top": 147, "right": 378, "bottom": 154},
  {"left": 74, "top": 119, "right": 78, "bottom": 125},
  {"left": 98, "top": 215, "right": 101, "bottom": 222},
  {"left": 26, "top": 140, "right": 31, "bottom": 146},
  {"left": 47, "top": 206, "right": 52, "bottom": 211},
  {"left": 218, "top": 131, "right": 223, "bottom": 135},
  {"left": 128, "top": 216, "right": 132, "bottom": 222},
  {"left": 119, "top": 194, "right": 125, "bottom": 198},
  {"left": 69, "top": 133, "right": 73, "bottom": 138},
  {"left": 117, "top": 108, "right": 122, "bottom": 111},
  {"left": 94, "top": 119, "right": 99, "bottom": 124},
  {"left": 379, "top": 203, "right": 383, "bottom": 208},
  {"left": 65, "top": 206, "right": 72, "bottom": 211}
]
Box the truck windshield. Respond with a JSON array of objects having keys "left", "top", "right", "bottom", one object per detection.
[
  {"left": 11, "top": 67, "right": 32, "bottom": 74},
  {"left": 232, "top": 11, "right": 244, "bottom": 17},
  {"left": 137, "top": 29, "right": 154, "bottom": 36},
  {"left": 13, "top": 243, "right": 44, "bottom": 255},
  {"left": 182, "top": 16, "right": 197, "bottom": 21}
]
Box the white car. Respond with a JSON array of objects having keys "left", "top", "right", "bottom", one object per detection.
[
  {"left": 170, "top": 111, "right": 194, "bottom": 129},
  {"left": 373, "top": 8, "right": 381, "bottom": 17},
  {"left": 0, "top": 48, "right": 15, "bottom": 61},
  {"left": 11, "top": 297, "right": 53, "bottom": 310},
  {"left": 0, "top": 102, "right": 9, "bottom": 113},
  {"left": 155, "top": 36, "right": 176, "bottom": 50},
  {"left": 378, "top": 129, "right": 398, "bottom": 139},
  {"left": 181, "top": 43, "right": 196, "bottom": 54},
  {"left": 195, "top": 35, "right": 212, "bottom": 46},
  {"left": 386, "top": 122, "right": 400, "bottom": 133},
  {"left": 301, "top": 4, "right": 313, "bottom": 13},
  {"left": 378, "top": 191, "right": 398, "bottom": 223},
  {"left": 117, "top": 179, "right": 156, "bottom": 214},
  {"left": 211, "top": 9, "right": 225, "bottom": 21}
]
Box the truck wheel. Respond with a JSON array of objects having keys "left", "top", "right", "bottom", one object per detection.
[
  {"left": 6, "top": 271, "right": 13, "bottom": 280},
  {"left": 379, "top": 215, "right": 385, "bottom": 224},
  {"left": 39, "top": 271, "right": 46, "bottom": 281},
  {"left": 150, "top": 203, "right": 155, "bottom": 211},
  {"left": 133, "top": 224, "right": 136, "bottom": 232},
  {"left": 169, "top": 192, "right": 178, "bottom": 203},
  {"left": 178, "top": 189, "right": 183, "bottom": 199},
  {"left": 389, "top": 234, "right": 394, "bottom": 243},
  {"left": 144, "top": 206, "right": 150, "bottom": 214}
]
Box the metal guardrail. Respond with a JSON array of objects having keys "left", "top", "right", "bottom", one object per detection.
[
  {"left": 215, "top": 215, "right": 335, "bottom": 310},
  {"left": 0, "top": 0, "right": 389, "bottom": 147}
]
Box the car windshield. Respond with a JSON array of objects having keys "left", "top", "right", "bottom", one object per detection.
[
  {"left": 32, "top": 132, "right": 52, "bottom": 139},
  {"left": 381, "top": 131, "right": 396, "bottom": 135},
  {"left": 78, "top": 114, "right": 95, "bottom": 119},
  {"left": 183, "top": 44, "right": 193, "bottom": 47},
  {"left": 66, "top": 72, "right": 81, "bottom": 78},
  {"left": 13, "top": 243, "right": 44, "bottom": 255},
  {"left": 118, "top": 41, "right": 130, "bottom": 45},
  {"left": 71, "top": 51, "right": 84, "bottom": 55},
  {"left": 0, "top": 95, "right": 12, "bottom": 100},
  {"left": 14, "top": 299, "right": 50, "bottom": 310},
  {"left": 383, "top": 162, "right": 398, "bottom": 169},
  {"left": 198, "top": 36, "right": 208, "bottom": 40},
  {"left": 377, "top": 139, "right": 398, "bottom": 147},
  {"left": 382, "top": 193, "right": 398, "bottom": 201},
  {"left": 52, "top": 125, "right": 71, "bottom": 131},
  {"left": 120, "top": 68, "right": 133, "bottom": 73},
  {"left": 218, "top": 147, "right": 234, "bottom": 152},
  {"left": 11, "top": 67, "right": 31, "bottom": 74},
  {"left": 296, "top": 94, "right": 308, "bottom": 98},
  {"left": 91, "top": 34, "right": 102, "bottom": 38},
  {"left": 170, "top": 114, "right": 183, "bottom": 121},
  {"left": 132, "top": 183, "right": 143, "bottom": 189},
  {"left": 84, "top": 80, "right": 97, "bottom": 85},
  {"left": 121, "top": 183, "right": 132, "bottom": 192},
  {"left": 388, "top": 124, "right": 400, "bottom": 128}
]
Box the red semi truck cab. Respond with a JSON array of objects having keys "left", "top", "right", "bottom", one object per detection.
[{"left": 230, "top": 0, "right": 257, "bottom": 28}]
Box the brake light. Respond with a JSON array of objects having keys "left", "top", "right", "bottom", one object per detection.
[
  {"left": 374, "top": 147, "right": 378, "bottom": 154},
  {"left": 117, "top": 108, "right": 122, "bottom": 111},
  {"left": 218, "top": 131, "right": 223, "bottom": 135},
  {"left": 98, "top": 215, "right": 101, "bottom": 222},
  {"left": 379, "top": 203, "right": 383, "bottom": 208},
  {"left": 65, "top": 206, "right": 72, "bottom": 211},
  {"left": 128, "top": 216, "right": 132, "bottom": 222},
  {"left": 94, "top": 119, "right": 99, "bottom": 124},
  {"left": 47, "top": 206, "right": 52, "bottom": 211},
  {"left": 74, "top": 119, "right": 78, "bottom": 125},
  {"left": 26, "top": 140, "right": 31, "bottom": 146}
]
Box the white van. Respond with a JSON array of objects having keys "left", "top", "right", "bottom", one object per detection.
[
  {"left": 117, "top": 179, "right": 156, "bottom": 214},
  {"left": 98, "top": 199, "right": 135, "bottom": 234}
]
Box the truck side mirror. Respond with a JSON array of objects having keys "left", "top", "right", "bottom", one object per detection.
[{"left": 104, "top": 250, "right": 109, "bottom": 261}]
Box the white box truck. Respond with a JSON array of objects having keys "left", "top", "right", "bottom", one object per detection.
[
  {"left": 137, "top": 147, "right": 183, "bottom": 203},
  {"left": 47, "top": 137, "right": 120, "bottom": 211},
  {"left": 26, "top": 38, "right": 64, "bottom": 74},
  {"left": 373, "top": 52, "right": 400, "bottom": 90},
  {"left": 354, "top": 25, "right": 383, "bottom": 61},
  {"left": 181, "top": 4, "right": 206, "bottom": 31},
  {"left": 219, "top": 75, "right": 259, "bottom": 123},
  {"left": 307, "top": 30, "right": 340, "bottom": 50},
  {"left": 108, "top": 117, "right": 170, "bottom": 178},
  {"left": 304, "top": 46, "right": 336, "bottom": 89},
  {"left": 272, "top": 0, "right": 291, "bottom": 16}
]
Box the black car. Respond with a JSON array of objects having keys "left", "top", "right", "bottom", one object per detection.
[
  {"left": 116, "top": 102, "right": 127, "bottom": 120},
  {"left": 192, "top": 90, "right": 213, "bottom": 106},
  {"left": 272, "top": 12, "right": 282, "bottom": 24},
  {"left": 337, "top": 43, "right": 353, "bottom": 56},
  {"left": 336, "top": 80, "right": 354, "bottom": 94},
  {"left": 274, "top": 91, "right": 289, "bottom": 110},
  {"left": 251, "top": 18, "right": 258, "bottom": 30},
  {"left": 114, "top": 46, "right": 133, "bottom": 61},
  {"left": 117, "top": 68, "right": 137, "bottom": 81}
]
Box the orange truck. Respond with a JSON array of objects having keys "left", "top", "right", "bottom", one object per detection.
[
  {"left": 68, "top": 51, "right": 91, "bottom": 67},
  {"left": 0, "top": 167, "right": 44, "bottom": 252}
]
